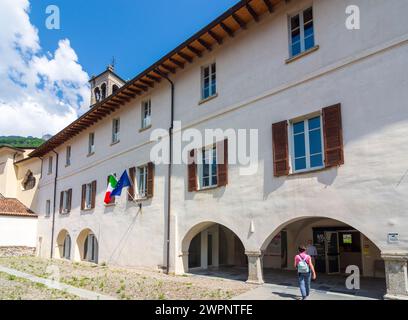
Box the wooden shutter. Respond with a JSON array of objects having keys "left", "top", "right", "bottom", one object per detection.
[
  {"left": 188, "top": 149, "right": 197, "bottom": 192},
  {"left": 59, "top": 191, "right": 63, "bottom": 214},
  {"left": 217, "top": 139, "right": 228, "bottom": 187},
  {"left": 81, "top": 184, "right": 86, "bottom": 210},
  {"left": 67, "top": 189, "right": 72, "bottom": 213},
  {"left": 146, "top": 162, "right": 154, "bottom": 198},
  {"left": 322, "top": 104, "right": 344, "bottom": 167},
  {"left": 128, "top": 168, "right": 136, "bottom": 201},
  {"left": 272, "top": 121, "right": 290, "bottom": 177},
  {"left": 91, "top": 180, "right": 97, "bottom": 209}
]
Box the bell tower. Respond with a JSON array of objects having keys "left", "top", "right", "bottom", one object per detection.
[{"left": 89, "top": 65, "right": 126, "bottom": 106}]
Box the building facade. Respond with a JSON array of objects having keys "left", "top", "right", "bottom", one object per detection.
[
  {"left": 29, "top": 0, "right": 408, "bottom": 299},
  {"left": 0, "top": 146, "right": 39, "bottom": 247}
]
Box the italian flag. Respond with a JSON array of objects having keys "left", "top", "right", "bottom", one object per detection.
[{"left": 104, "top": 174, "right": 118, "bottom": 204}]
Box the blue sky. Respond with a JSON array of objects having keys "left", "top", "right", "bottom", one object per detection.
[{"left": 29, "top": 0, "right": 238, "bottom": 80}]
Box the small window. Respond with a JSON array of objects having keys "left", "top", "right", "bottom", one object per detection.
[
  {"left": 112, "top": 118, "right": 120, "bottom": 143},
  {"left": 85, "top": 183, "right": 93, "bottom": 209},
  {"left": 101, "top": 83, "right": 107, "bottom": 100},
  {"left": 61, "top": 190, "right": 70, "bottom": 214},
  {"left": 137, "top": 165, "right": 148, "bottom": 197},
  {"left": 201, "top": 63, "right": 216, "bottom": 100},
  {"left": 84, "top": 234, "right": 98, "bottom": 263},
  {"left": 63, "top": 234, "right": 71, "bottom": 260},
  {"left": 291, "top": 115, "right": 324, "bottom": 172},
  {"left": 141, "top": 100, "right": 152, "bottom": 129},
  {"left": 94, "top": 87, "right": 101, "bottom": 102},
  {"left": 45, "top": 200, "right": 51, "bottom": 217},
  {"left": 289, "top": 7, "right": 315, "bottom": 57},
  {"left": 112, "top": 84, "right": 119, "bottom": 93},
  {"left": 66, "top": 146, "right": 71, "bottom": 166},
  {"left": 198, "top": 145, "right": 218, "bottom": 189},
  {"left": 48, "top": 156, "right": 53, "bottom": 175},
  {"left": 88, "top": 133, "right": 95, "bottom": 155},
  {"left": 22, "top": 170, "right": 36, "bottom": 190}
]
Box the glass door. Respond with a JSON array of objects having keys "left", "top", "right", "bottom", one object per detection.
[{"left": 325, "top": 232, "right": 340, "bottom": 274}]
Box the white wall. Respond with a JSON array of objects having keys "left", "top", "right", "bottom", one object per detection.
[
  {"left": 0, "top": 216, "right": 37, "bottom": 247},
  {"left": 35, "top": 0, "right": 408, "bottom": 272}
]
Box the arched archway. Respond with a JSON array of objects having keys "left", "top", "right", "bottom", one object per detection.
[
  {"left": 75, "top": 229, "right": 99, "bottom": 263},
  {"left": 181, "top": 221, "right": 248, "bottom": 280},
  {"left": 260, "top": 216, "right": 386, "bottom": 296},
  {"left": 56, "top": 229, "right": 71, "bottom": 260}
]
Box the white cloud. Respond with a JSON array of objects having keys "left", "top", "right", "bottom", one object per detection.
[{"left": 0, "top": 0, "right": 90, "bottom": 137}]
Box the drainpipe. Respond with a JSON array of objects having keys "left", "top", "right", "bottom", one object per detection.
[
  {"left": 155, "top": 69, "right": 174, "bottom": 274},
  {"left": 50, "top": 150, "right": 59, "bottom": 259}
]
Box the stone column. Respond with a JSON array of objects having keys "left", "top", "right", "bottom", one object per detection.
[
  {"left": 246, "top": 251, "right": 264, "bottom": 285},
  {"left": 381, "top": 253, "right": 408, "bottom": 300}
]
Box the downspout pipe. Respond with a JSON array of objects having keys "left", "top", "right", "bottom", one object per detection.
[
  {"left": 156, "top": 69, "right": 174, "bottom": 274},
  {"left": 50, "top": 150, "right": 59, "bottom": 259}
]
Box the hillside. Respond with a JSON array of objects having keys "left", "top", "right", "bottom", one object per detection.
[{"left": 0, "top": 136, "right": 45, "bottom": 148}]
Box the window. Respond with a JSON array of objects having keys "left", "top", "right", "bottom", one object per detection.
[
  {"left": 84, "top": 234, "right": 98, "bottom": 263},
  {"left": 112, "top": 84, "right": 119, "bottom": 93},
  {"left": 101, "top": 83, "right": 107, "bottom": 100},
  {"left": 94, "top": 87, "right": 101, "bottom": 102},
  {"left": 289, "top": 7, "right": 315, "bottom": 57},
  {"left": 85, "top": 183, "right": 93, "bottom": 209},
  {"left": 63, "top": 234, "right": 71, "bottom": 260},
  {"left": 45, "top": 200, "right": 51, "bottom": 217},
  {"left": 141, "top": 100, "right": 151, "bottom": 129},
  {"left": 61, "top": 190, "right": 70, "bottom": 214},
  {"left": 22, "top": 170, "right": 36, "bottom": 190},
  {"left": 199, "top": 145, "right": 218, "bottom": 189},
  {"left": 112, "top": 118, "right": 120, "bottom": 143},
  {"left": 66, "top": 146, "right": 71, "bottom": 166},
  {"left": 48, "top": 156, "right": 53, "bottom": 174},
  {"left": 88, "top": 133, "right": 95, "bottom": 155},
  {"left": 201, "top": 63, "right": 216, "bottom": 100},
  {"left": 137, "top": 165, "right": 148, "bottom": 197},
  {"left": 291, "top": 115, "right": 324, "bottom": 172}
]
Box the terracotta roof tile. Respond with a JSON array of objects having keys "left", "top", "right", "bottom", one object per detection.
[{"left": 0, "top": 198, "right": 37, "bottom": 218}]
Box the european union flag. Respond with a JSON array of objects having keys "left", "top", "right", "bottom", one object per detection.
[{"left": 111, "top": 170, "right": 132, "bottom": 197}]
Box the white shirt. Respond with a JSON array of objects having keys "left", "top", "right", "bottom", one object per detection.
[{"left": 306, "top": 245, "right": 317, "bottom": 257}]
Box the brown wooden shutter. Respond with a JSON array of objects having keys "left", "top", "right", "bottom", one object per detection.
[
  {"left": 322, "top": 104, "right": 344, "bottom": 167},
  {"left": 59, "top": 191, "right": 63, "bottom": 214},
  {"left": 146, "top": 162, "right": 154, "bottom": 198},
  {"left": 91, "top": 180, "right": 97, "bottom": 209},
  {"left": 67, "top": 189, "right": 72, "bottom": 213},
  {"left": 217, "top": 139, "right": 228, "bottom": 187},
  {"left": 81, "top": 184, "right": 86, "bottom": 210},
  {"left": 128, "top": 168, "right": 136, "bottom": 201},
  {"left": 188, "top": 149, "right": 197, "bottom": 192},
  {"left": 272, "top": 120, "right": 290, "bottom": 177}
]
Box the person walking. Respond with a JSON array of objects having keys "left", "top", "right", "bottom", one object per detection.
[
  {"left": 306, "top": 240, "right": 318, "bottom": 264},
  {"left": 294, "top": 245, "right": 317, "bottom": 300}
]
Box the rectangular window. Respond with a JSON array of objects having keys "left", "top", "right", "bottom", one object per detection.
[
  {"left": 199, "top": 145, "right": 218, "bottom": 189},
  {"left": 201, "top": 63, "right": 216, "bottom": 100},
  {"left": 45, "top": 200, "right": 51, "bottom": 217},
  {"left": 112, "top": 118, "right": 120, "bottom": 143},
  {"left": 85, "top": 183, "right": 93, "bottom": 209},
  {"left": 88, "top": 133, "right": 95, "bottom": 155},
  {"left": 66, "top": 146, "right": 71, "bottom": 166},
  {"left": 291, "top": 115, "right": 324, "bottom": 172},
  {"left": 48, "top": 156, "right": 53, "bottom": 174},
  {"left": 141, "top": 100, "right": 151, "bottom": 129},
  {"left": 137, "top": 165, "right": 148, "bottom": 197},
  {"left": 289, "top": 7, "right": 314, "bottom": 57},
  {"left": 62, "top": 190, "right": 70, "bottom": 213}
]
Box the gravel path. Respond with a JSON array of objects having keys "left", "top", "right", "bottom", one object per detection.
[{"left": 0, "top": 256, "right": 254, "bottom": 300}]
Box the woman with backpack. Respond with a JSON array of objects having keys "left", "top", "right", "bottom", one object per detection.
[{"left": 294, "top": 245, "right": 317, "bottom": 300}]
